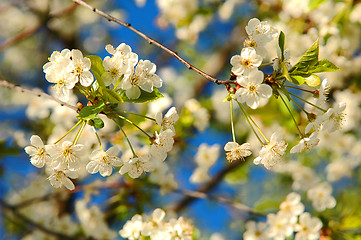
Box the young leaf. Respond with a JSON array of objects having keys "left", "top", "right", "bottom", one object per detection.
[
  {"left": 308, "top": 0, "right": 328, "bottom": 11},
  {"left": 289, "top": 39, "right": 319, "bottom": 74},
  {"left": 117, "top": 88, "right": 164, "bottom": 103},
  {"left": 308, "top": 59, "right": 341, "bottom": 73},
  {"left": 87, "top": 55, "right": 106, "bottom": 88},
  {"left": 278, "top": 31, "right": 285, "bottom": 61},
  {"left": 78, "top": 102, "right": 106, "bottom": 120}
]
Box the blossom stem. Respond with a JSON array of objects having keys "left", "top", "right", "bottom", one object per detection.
[
  {"left": 117, "top": 110, "right": 156, "bottom": 121},
  {"left": 260, "top": 62, "right": 273, "bottom": 67},
  {"left": 279, "top": 92, "right": 303, "bottom": 137},
  {"left": 117, "top": 114, "right": 153, "bottom": 140},
  {"left": 112, "top": 118, "right": 137, "bottom": 157},
  {"left": 53, "top": 120, "right": 83, "bottom": 144},
  {"left": 92, "top": 126, "right": 103, "bottom": 150},
  {"left": 288, "top": 91, "right": 327, "bottom": 112},
  {"left": 73, "top": 121, "right": 86, "bottom": 145},
  {"left": 236, "top": 100, "right": 266, "bottom": 145},
  {"left": 284, "top": 85, "right": 314, "bottom": 93},
  {"left": 230, "top": 100, "right": 236, "bottom": 142}
]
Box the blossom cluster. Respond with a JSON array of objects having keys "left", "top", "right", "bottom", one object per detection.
[
  {"left": 243, "top": 192, "right": 323, "bottom": 240},
  {"left": 24, "top": 105, "right": 179, "bottom": 190},
  {"left": 119, "top": 208, "right": 193, "bottom": 240}
]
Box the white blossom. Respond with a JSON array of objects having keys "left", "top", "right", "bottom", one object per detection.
[
  {"left": 245, "top": 18, "right": 277, "bottom": 44},
  {"left": 119, "top": 153, "right": 155, "bottom": 178},
  {"left": 235, "top": 70, "right": 272, "bottom": 109},
  {"left": 150, "top": 129, "right": 175, "bottom": 161},
  {"left": 319, "top": 102, "right": 346, "bottom": 133},
  {"left": 86, "top": 146, "right": 122, "bottom": 177},
  {"left": 224, "top": 141, "right": 252, "bottom": 162},
  {"left": 243, "top": 221, "right": 269, "bottom": 240},
  {"left": 24, "top": 135, "right": 50, "bottom": 168},
  {"left": 290, "top": 132, "right": 319, "bottom": 153},
  {"left": 266, "top": 212, "right": 294, "bottom": 239},
  {"left": 121, "top": 59, "right": 162, "bottom": 99},
  {"left": 307, "top": 182, "right": 336, "bottom": 211},
  {"left": 48, "top": 169, "right": 77, "bottom": 190},
  {"left": 254, "top": 132, "right": 288, "bottom": 169},
  {"left": 279, "top": 192, "right": 305, "bottom": 221},
  {"left": 46, "top": 141, "right": 84, "bottom": 171},
  {"left": 69, "top": 49, "right": 93, "bottom": 87},
  {"left": 119, "top": 214, "right": 143, "bottom": 240},
  {"left": 294, "top": 212, "right": 323, "bottom": 240},
  {"left": 155, "top": 106, "right": 179, "bottom": 133},
  {"left": 230, "top": 47, "right": 263, "bottom": 76}
]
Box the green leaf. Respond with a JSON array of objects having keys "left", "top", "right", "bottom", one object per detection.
[
  {"left": 91, "top": 117, "right": 104, "bottom": 129},
  {"left": 78, "top": 102, "right": 106, "bottom": 120},
  {"left": 290, "top": 75, "right": 305, "bottom": 85},
  {"left": 117, "top": 88, "right": 164, "bottom": 103},
  {"left": 308, "top": 0, "right": 328, "bottom": 11},
  {"left": 289, "top": 39, "right": 319, "bottom": 74},
  {"left": 278, "top": 31, "right": 285, "bottom": 61},
  {"left": 308, "top": 59, "right": 341, "bottom": 73},
  {"left": 101, "top": 88, "right": 124, "bottom": 103},
  {"left": 87, "top": 55, "right": 106, "bottom": 88}
]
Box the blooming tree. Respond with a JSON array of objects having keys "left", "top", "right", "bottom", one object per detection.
[{"left": 0, "top": 0, "right": 361, "bottom": 239}]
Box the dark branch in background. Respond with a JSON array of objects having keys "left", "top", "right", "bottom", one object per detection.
[
  {"left": 0, "top": 3, "right": 79, "bottom": 52},
  {"left": 0, "top": 80, "right": 78, "bottom": 111},
  {"left": 0, "top": 199, "right": 88, "bottom": 240},
  {"left": 72, "top": 0, "right": 234, "bottom": 86},
  {"left": 172, "top": 159, "right": 246, "bottom": 212}
]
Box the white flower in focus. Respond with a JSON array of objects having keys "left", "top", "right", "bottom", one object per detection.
[
  {"left": 307, "top": 182, "right": 336, "bottom": 211},
  {"left": 235, "top": 70, "right": 272, "bottom": 109},
  {"left": 102, "top": 43, "right": 138, "bottom": 86},
  {"left": 294, "top": 212, "right": 323, "bottom": 240},
  {"left": 254, "top": 132, "right": 288, "bottom": 169},
  {"left": 47, "top": 70, "right": 78, "bottom": 102},
  {"left": 290, "top": 133, "right": 320, "bottom": 153},
  {"left": 150, "top": 129, "right": 175, "bottom": 161},
  {"left": 279, "top": 192, "right": 305, "bottom": 221},
  {"left": 155, "top": 107, "right": 179, "bottom": 133},
  {"left": 243, "top": 220, "right": 269, "bottom": 240},
  {"left": 43, "top": 49, "right": 71, "bottom": 80},
  {"left": 121, "top": 59, "right": 162, "bottom": 99},
  {"left": 119, "top": 214, "right": 143, "bottom": 240},
  {"left": 119, "top": 154, "right": 155, "bottom": 178},
  {"left": 69, "top": 49, "right": 93, "bottom": 87},
  {"left": 46, "top": 141, "right": 84, "bottom": 171},
  {"left": 48, "top": 169, "right": 77, "bottom": 190},
  {"left": 224, "top": 141, "right": 252, "bottom": 162},
  {"left": 24, "top": 135, "right": 50, "bottom": 168},
  {"left": 86, "top": 146, "right": 122, "bottom": 177},
  {"left": 230, "top": 47, "right": 263, "bottom": 76},
  {"left": 319, "top": 102, "right": 346, "bottom": 133},
  {"left": 266, "top": 211, "right": 294, "bottom": 239}
]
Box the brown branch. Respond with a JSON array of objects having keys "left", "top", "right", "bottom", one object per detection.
[
  {"left": 0, "top": 198, "right": 88, "bottom": 240},
  {"left": 72, "top": 0, "right": 234, "bottom": 86},
  {"left": 0, "top": 79, "right": 78, "bottom": 111},
  {"left": 172, "top": 159, "right": 246, "bottom": 212}
]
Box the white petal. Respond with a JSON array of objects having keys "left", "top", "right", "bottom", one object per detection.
[{"left": 30, "top": 135, "right": 44, "bottom": 148}]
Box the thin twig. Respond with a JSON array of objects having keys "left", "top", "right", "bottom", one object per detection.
[
  {"left": 0, "top": 79, "right": 77, "bottom": 111},
  {"left": 72, "top": 0, "right": 234, "bottom": 85}
]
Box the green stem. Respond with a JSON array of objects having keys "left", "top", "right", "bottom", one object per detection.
[
  {"left": 92, "top": 126, "right": 103, "bottom": 150},
  {"left": 279, "top": 92, "right": 304, "bottom": 137},
  {"left": 117, "top": 110, "right": 156, "bottom": 121},
  {"left": 288, "top": 91, "right": 326, "bottom": 112},
  {"left": 73, "top": 121, "right": 86, "bottom": 145},
  {"left": 230, "top": 100, "right": 236, "bottom": 142},
  {"left": 113, "top": 118, "right": 137, "bottom": 157},
  {"left": 117, "top": 114, "right": 153, "bottom": 139},
  {"left": 260, "top": 62, "right": 273, "bottom": 67},
  {"left": 284, "top": 85, "right": 314, "bottom": 94},
  {"left": 236, "top": 101, "right": 266, "bottom": 145},
  {"left": 53, "top": 120, "right": 83, "bottom": 144}
]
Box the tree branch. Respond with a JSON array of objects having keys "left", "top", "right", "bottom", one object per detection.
[
  {"left": 0, "top": 79, "right": 78, "bottom": 111},
  {"left": 72, "top": 0, "right": 234, "bottom": 86}
]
